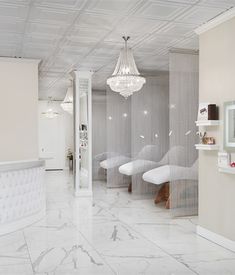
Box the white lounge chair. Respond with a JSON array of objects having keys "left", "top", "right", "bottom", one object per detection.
[
  {"left": 142, "top": 160, "right": 198, "bottom": 208},
  {"left": 93, "top": 152, "right": 119, "bottom": 180},
  {"left": 119, "top": 146, "right": 186, "bottom": 176},
  {"left": 100, "top": 145, "right": 158, "bottom": 171},
  {"left": 142, "top": 160, "right": 198, "bottom": 185}
]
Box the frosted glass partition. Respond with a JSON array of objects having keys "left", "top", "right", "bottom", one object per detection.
[
  {"left": 106, "top": 87, "right": 131, "bottom": 188},
  {"left": 169, "top": 51, "right": 199, "bottom": 216},
  {"left": 73, "top": 71, "right": 92, "bottom": 197},
  {"left": 131, "top": 75, "right": 169, "bottom": 197}
]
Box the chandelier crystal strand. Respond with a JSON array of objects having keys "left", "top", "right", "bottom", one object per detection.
[
  {"left": 107, "top": 36, "right": 146, "bottom": 98},
  {"left": 42, "top": 97, "right": 59, "bottom": 119},
  {"left": 61, "top": 85, "right": 73, "bottom": 114}
]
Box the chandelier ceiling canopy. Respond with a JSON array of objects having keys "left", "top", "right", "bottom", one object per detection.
[{"left": 107, "top": 36, "right": 146, "bottom": 98}]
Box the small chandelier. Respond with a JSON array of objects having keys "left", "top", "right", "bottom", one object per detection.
[
  {"left": 41, "top": 97, "right": 59, "bottom": 119},
  {"left": 61, "top": 84, "right": 73, "bottom": 115},
  {"left": 107, "top": 36, "right": 146, "bottom": 98}
]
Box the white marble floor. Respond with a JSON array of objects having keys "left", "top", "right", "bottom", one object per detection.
[{"left": 1, "top": 171, "right": 235, "bottom": 275}]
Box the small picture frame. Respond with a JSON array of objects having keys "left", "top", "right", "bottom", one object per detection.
[
  {"left": 218, "top": 152, "right": 230, "bottom": 167},
  {"left": 198, "top": 103, "right": 209, "bottom": 121}
]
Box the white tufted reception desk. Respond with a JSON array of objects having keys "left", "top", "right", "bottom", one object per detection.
[{"left": 0, "top": 159, "right": 46, "bottom": 235}]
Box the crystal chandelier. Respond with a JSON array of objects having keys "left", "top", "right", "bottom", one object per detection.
[
  {"left": 61, "top": 85, "right": 73, "bottom": 115},
  {"left": 41, "top": 97, "right": 59, "bottom": 119},
  {"left": 107, "top": 36, "right": 146, "bottom": 98}
]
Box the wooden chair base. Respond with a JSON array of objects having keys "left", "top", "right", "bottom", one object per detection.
[
  {"left": 128, "top": 182, "right": 132, "bottom": 193},
  {"left": 155, "top": 182, "right": 170, "bottom": 209}
]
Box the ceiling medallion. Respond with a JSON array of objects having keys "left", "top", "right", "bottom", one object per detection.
[{"left": 107, "top": 36, "right": 146, "bottom": 98}]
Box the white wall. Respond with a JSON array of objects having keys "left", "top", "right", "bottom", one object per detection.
[
  {"left": 38, "top": 100, "right": 73, "bottom": 170},
  {"left": 0, "top": 58, "right": 39, "bottom": 162},
  {"left": 199, "top": 16, "right": 235, "bottom": 241}
]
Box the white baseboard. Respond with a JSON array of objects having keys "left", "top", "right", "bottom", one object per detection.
[
  {"left": 0, "top": 208, "right": 46, "bottom": 236},
  {"left": 197, "top": 225, "right": 235, "bottom": 252}
]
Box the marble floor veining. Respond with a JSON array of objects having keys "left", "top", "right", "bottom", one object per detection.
[{"left": 1, "top": 171, "right": 235, "bottom": 275}]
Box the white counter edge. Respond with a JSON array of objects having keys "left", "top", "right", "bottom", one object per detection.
[{"left": 0, "top": 159, "right": 45, "bottom": 172}]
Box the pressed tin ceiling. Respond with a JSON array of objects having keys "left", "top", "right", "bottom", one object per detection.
[{"left": 0, "top": 0, "right": 234, "bottom": 99}]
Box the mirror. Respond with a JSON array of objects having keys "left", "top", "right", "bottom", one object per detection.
[
  {"left": 79, "top": 90, "right": 89, "bottom": 188},
  {"left": 224, "top": 101, "right": 235, "bottom": 151},
  {"left": 72, "top": 71, "right": 92, "bottom": 197}
]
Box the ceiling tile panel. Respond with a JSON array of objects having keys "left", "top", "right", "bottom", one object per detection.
[
  {"left": 69, "top": 27, "right": 108, "bottom": 43},
  {"left": 199, "top": 0, "right": 235, "bottom": 8},
  {"left": 0, "top": 33, "right": 22, "bottom": 44},
  {"left": 0, "top": 0, "right": 31, "bottom": 4},
  {"left": 157, "top": 22, "right": 197, "bottom": 37},
  {"left": 24, "top": 34, "right": 60, "bottom": 45},
  {"left": 144, "top": 34, "right": 181, "bottom": 49},
  {"left": 0, "top": 45, "right": 17, "bottom": 57},
  {"left": 134, "top": 0, "right": 188, "bottom": 20},
  {"left": 176, "top": 5, "right": 226, "bottom": 24},
  {"left": 0, "top": 20, "right": 25, "bottom": 33},
  {"left": 25, "top": 22, "right": 67, "bottom": 36},
  {"left": 21, "top": 47, "right": 53, "bottom": 59},
  {"left": 74, "top": 13, "right": 118, "bottom": 30},
  {"left": 34, "top": 0, "right": 87, "bottom": 10},
  {"left": 29, "top": 6, "right": 76, "bottom": 25},
  {"left": 105, "top": 17, "right": 166, "bottom": 44},
  {"left": 0, "top": 3, "right": 28, "bottom": 19},
  {"left": 86, "top": 0, "right": 139, "bottom": 15}
]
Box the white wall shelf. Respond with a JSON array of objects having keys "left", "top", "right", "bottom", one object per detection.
[
  {"left": 195, "top": 144, "right": 219, "bottom": 150},
  {"left": 195, "top": 120, "right": 220, "bottom": 126},
  {"left": 218, "top": 166, "right": 235, "bottom": 174}
]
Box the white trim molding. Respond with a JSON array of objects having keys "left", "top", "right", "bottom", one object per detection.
[
  {"left": 195, "top": 7, "right": 235, "bottom": 35},
  {"left": 197, "top": 225, "right": 235, "bottom": 252},
  {"left": 0, "top": 57, "right": 41, "bottom": 65}
]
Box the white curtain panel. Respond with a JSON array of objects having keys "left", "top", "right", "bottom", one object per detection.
[
  {"left": 131, "top": 75, "right": 169, "bottom": 197},
  {"left": 169, "top": 51, "right": 199, "bottom": 217},
  {"left": 106, "top": 87, "right": 131, "bottom": 188}
]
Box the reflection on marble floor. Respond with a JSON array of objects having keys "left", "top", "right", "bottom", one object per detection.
[{"left": 1, "top": 171, "right": 235, "bottom": 275}]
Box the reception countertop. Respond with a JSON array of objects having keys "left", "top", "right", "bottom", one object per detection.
[{"left": 0, "top": 159, "right": 46, "bottom": 235}]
